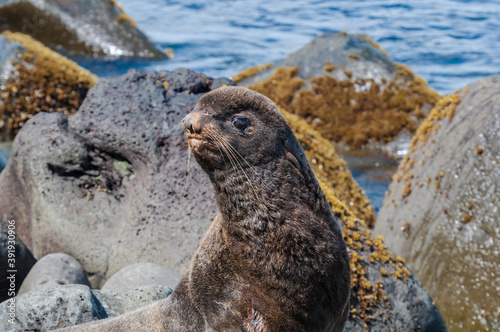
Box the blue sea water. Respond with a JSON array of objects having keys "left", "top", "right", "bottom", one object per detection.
[
  {"left": 80, "top": 0, "right": 500, "bottom": 212},
  {"left": 87, "top": 0, "right": 500, "bottom": 95}
]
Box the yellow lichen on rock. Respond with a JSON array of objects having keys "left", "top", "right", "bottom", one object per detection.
[
  {"left": 247, "top": 67, "right": 304, "bottom": 106},
  {"left": 358, "top": 34, "right": 388, "bottom": 56},
  {"left": 323, "top": 62, "right": 335, "bottom": 72},
  {"left": 117, "top": 12, "right": 139, "bottom": 28},
  {"left": 317, "top": 178, "right": 412, "bottom": 328},
  {"left": 0, "top": 31, "right": 97, "bottom": 139},
  {"left": 409, "top": 91, "right": 462, "bottom": 153},
  {"left": 348, "top": 53, "right": 360, "bottom": 60},
  {"left": 248, "top": 64, "right": 440, "bottom": 148},
  {"left": 282, "top": 108, "right": 376, "bottom": 227},
  {"left": 390, "top": 91, "right": 463, "bottom": 195},
  {"left": 111, "top": 0, "right": 139, "bottom": 28},
  {"left": 231, "top": 63, "right": 273, "bottom": 83}
]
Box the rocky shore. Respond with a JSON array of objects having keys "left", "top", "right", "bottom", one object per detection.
[{"left": 0, "top": 7, "right": 498, "bottom": 332}]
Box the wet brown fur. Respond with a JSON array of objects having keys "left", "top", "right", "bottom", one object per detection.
[{"left": 167, "top": 87, "right": 351, "bottom": 331}]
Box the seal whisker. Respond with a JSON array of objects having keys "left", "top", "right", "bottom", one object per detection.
[
  {"left": 208, "top": 130, "right": 278, "bottom": 214},
  {"left": 211, "top": 131, "right": 262, "bottom": 178},
  {"left": 208, "top": 129, "right": 264, "bottom": 206},
  {"left": 219, "top": 139, "right": 261, "bottom": 203},
  {"left": 205, "top": 131, "right": 228, "bottom": 169},
  {"left": 210, "top": 130, "right": 266, "bottom": 187},
  {"left": 206, "top": 129, "right": 239, "bottom": 173}
]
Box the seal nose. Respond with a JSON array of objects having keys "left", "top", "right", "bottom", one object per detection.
[{"left": 181, "top": 114, "right": 195, "bottom": 134}]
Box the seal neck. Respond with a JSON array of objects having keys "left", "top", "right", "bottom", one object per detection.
[{"left": 209, "top": 156, "right": 333, "bottom": 238}]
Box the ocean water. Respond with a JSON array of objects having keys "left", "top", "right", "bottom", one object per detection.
[
  {"left": 80, "top": 0, "right": 500, "bottom": 212},
  {"left": 86, "top": 0, "right": 500, "bottom": 95}
]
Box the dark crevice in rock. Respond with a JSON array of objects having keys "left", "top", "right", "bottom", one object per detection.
[{"left": 47, "top": 146, "right": 135, "bottom": 201}]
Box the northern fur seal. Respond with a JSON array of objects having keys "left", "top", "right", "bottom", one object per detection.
[{"left": 169, "top": 86, "right": 351, "bottom": 331}]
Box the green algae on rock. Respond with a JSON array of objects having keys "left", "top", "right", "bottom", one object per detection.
[
  {"left": 375, "top": 77, "right": 500, "bottom": 331},
  {"left": 236, "top": 33, "right": 440, "bottom": 149},
  {"left": 0, "top": 31, "right": 97, "bottom": 140},
  {"left": 0, "top": 0, "right": 166, "bottom": 59}
]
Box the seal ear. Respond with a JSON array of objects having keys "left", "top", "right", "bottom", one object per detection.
[
  {"left": 283, "top": 137, "right": 302, "bottom": 175},
  {"left": 286, "top": 151, "right": 301, "bottom": 174}
]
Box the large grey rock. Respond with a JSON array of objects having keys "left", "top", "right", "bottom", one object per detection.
[
  {"left": 339, "top": 220, "right": 447, "bottom": 332},
  {"left": 0, "top": 285, "right": 105, "bottom": 331},
  {"left": 237, "top": 32, "right": 394, "bottom": 87},
  {"left": 0, "top": 284, "right": 171, "bottom": 331},
  {"left": 375, "top": 77, "right": 500, "bottom": 331},
  {"left": 59, "top": 299, "right": 170, "bottom": 332},
  {"left": 102, "top": 262, "right": 180, "bottom": 293},
  {"left": 0, "top": 218, "right": 36, "bottom": 303},
  {"left": 18, "top": 253, "right": 90, "bottom": 296},
  {"left": 0, "top": 0, "right": 166, "bottom": 59},
  {"left": 0, "top": 68, "right": 233, "bottom": 287},
  {"left": 93, "top": 285, "right": 172, "bottom": 318}
]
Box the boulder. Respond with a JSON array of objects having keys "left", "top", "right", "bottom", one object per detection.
[
  {"left": 235, "top": 32, "right": 440, "bottom": 163},
  {"left": 93, "top": 285, "right": 172, "bottom": 318},
  {"left": 18, "top": 253, "right": 90, "bottom": 296},
  {"left": 0, "top": 285, "right": 105, "bottom": 331},
  {"left": 375, "top": 77, "right": 500, "bottom": 331},
  {"left": 0, "top": 68, "right": 229, "bottom": 288},
  {"left": 319, "top": 192, "right": 447, "bottom": 331},
  {"left": 0, "top": 284, "right": 172, "bottom": 331},
  {"left": 0, "top": 31, "right": 97, "bottom": 140},
  {"left": 0, "top": 0, "right": 166, "bottom": 59},
  {"left": 0, "top": 217, "right": 36, "bottom": 302},
  {"left": 101, "top": 262, "right": 180, "bottom": 293},
  {"left": 58, "top": 300, "right": 169, "bottom": 332}
]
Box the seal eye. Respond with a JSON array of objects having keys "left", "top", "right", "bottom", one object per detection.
[{"left": 232, "top": 117, "right": 250, "bottom": 132}]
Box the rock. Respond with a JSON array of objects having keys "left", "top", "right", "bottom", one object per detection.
[
  {"left": 234, "top": 32, "right": 394, "bottom": 86},
  {"left": 235, "top": 33, "right": 440, "bottom": 164},
  {"left": 18, "top": 253, "right": 90, "bottom": 296},
  {"left": 0, "top": 218, "right": 36, "bottom": 303},
  {"left": 92, "top": 285, "right": 172, "bottom": 318},
  {"left": 0, "top": 31, "right": 97, "bottom": 140},
  {"left": 375, "top": 77, "right": 500, "bottom": 331},
  {"left": 0, "top": 68, "right": 445, "bottom": 330},
  {"left": 0, "top": 0, "right": 166, "bottom": 59},
  {"left": 320, "top": 193, "right": 447, "bottom": 331},
  {"left": 58, "top": 300, "right": 169, "bottom": 332},
  {"left": 0, "top": 283, "right": 172, "bottom": 331},
  {"left": 101, "top": 262, "right": 180, "bottom": 293},
  {"left": 0, "top": 68, "right": 233, "bottom": 288},
  {"left": 0, "top": 285, "right": 105, "bottom": 331}
]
